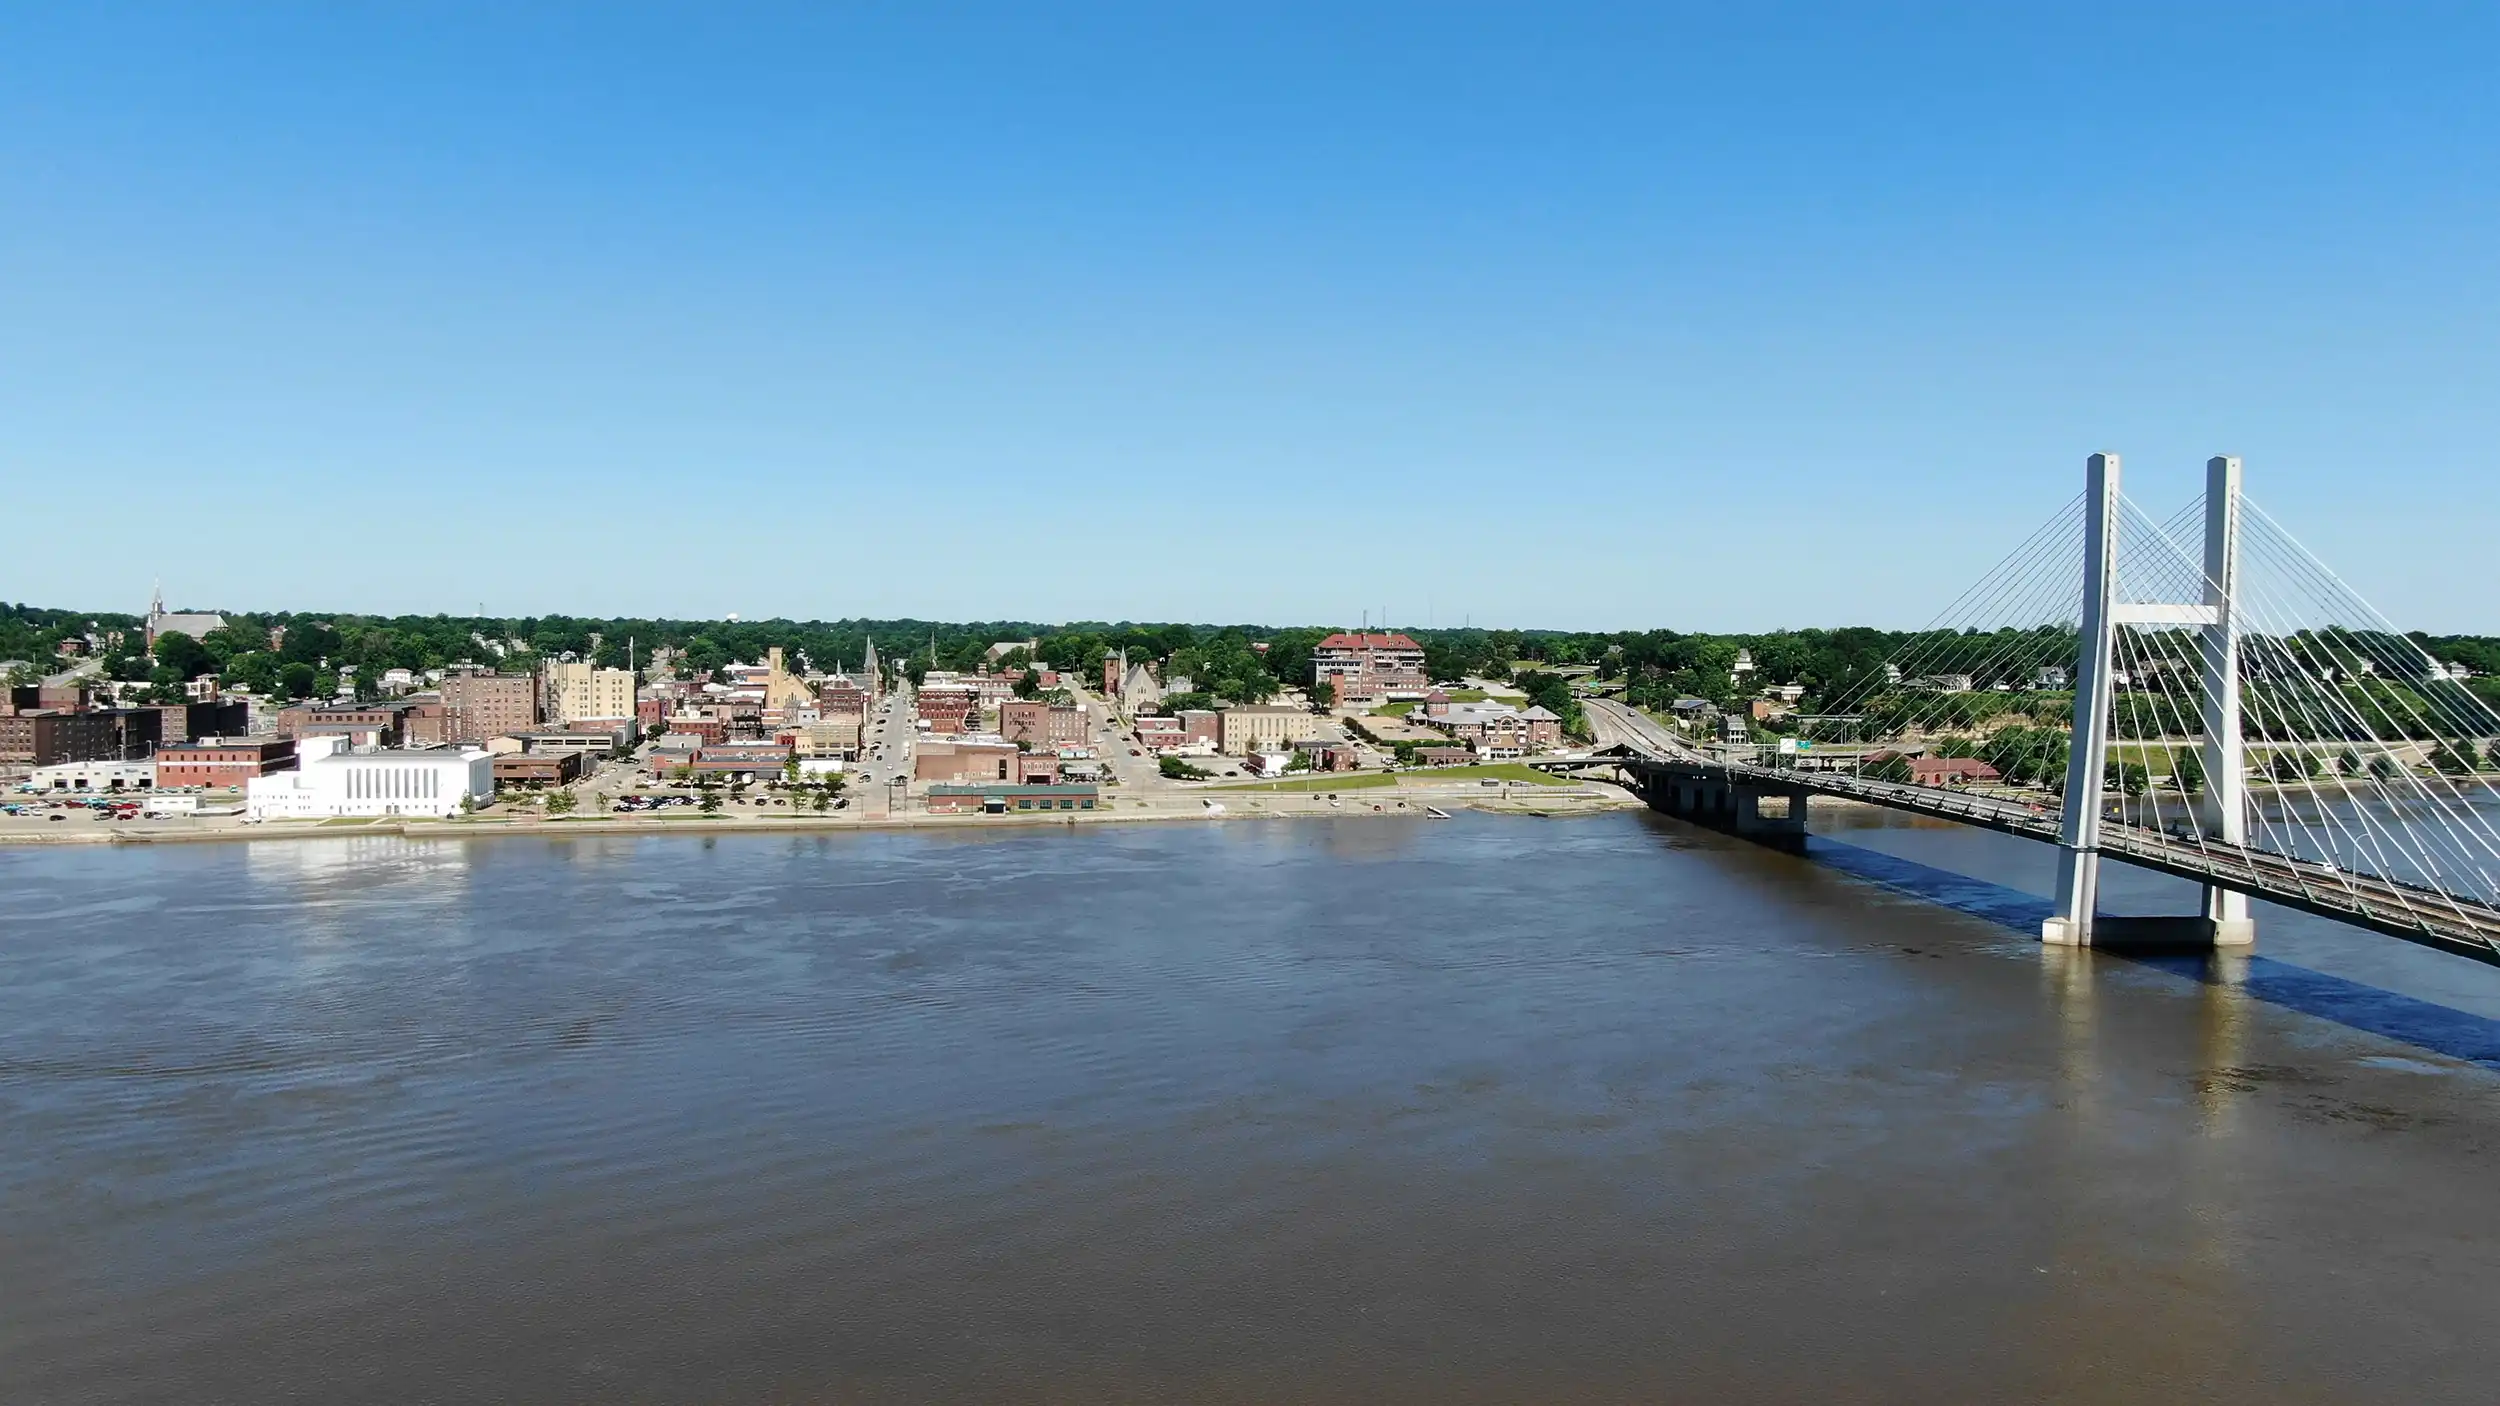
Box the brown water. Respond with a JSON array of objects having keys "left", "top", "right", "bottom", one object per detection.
[{"left": 4, "top": 812, "right": 2498, "bottom": 1404}]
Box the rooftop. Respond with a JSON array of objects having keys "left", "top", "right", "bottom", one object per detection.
[
  {"left": 928, "top": 783, "right": 1099, "bottom": 797},
  {"left": 1317, "top": 632, "right": 1422, "bottom": 651}
]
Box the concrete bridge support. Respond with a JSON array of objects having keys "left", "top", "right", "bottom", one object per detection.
[{"left": 1636, "top": 768, "right": 1809, "bottom": 853}]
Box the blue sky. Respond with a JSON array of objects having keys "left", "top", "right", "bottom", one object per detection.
[{"left": 4, "top": 4, "right": 2494, "bottom": 631}]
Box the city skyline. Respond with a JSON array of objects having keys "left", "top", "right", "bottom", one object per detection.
[{"left": 5, "top": 5, "right": 2496, "bottom": 629}]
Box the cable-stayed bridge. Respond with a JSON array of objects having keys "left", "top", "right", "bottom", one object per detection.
[{"left": 1548, "top": 454, "right": 2500, "bottom": 967}]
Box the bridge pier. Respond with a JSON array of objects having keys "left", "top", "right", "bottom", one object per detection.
[{"left": 1634, "top": 766, "right": 1809, "bottom": 854}]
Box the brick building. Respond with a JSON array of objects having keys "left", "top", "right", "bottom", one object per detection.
[
  {"left": 925, "top": 782, "right": 1100, "bottom": 815},
  {"left": 1414, "top": 701, "right": 1563, "bottom": 758},
  {"left": 0, "top": 711, "right": 123, "bottom": 767},
  {"left": 439, "top": 672, "right": 541, "bottom": 745},
  {"left": 1179, "top": 709, "right": 1220, "bottom": 746},
  {"left": 492, "top": 750, "right": 586, "bottom": 788},
  {"left": 1311, "top": 631, "right": 1429, "bottom": 706},
  {"left": 1293, "top": 739, "right": 1363, "bottom": 772},
  {"left": 917, "top": 684, "right": 977, "bottom": 735},
  {"left": 914, "top": 735, "right": 1060, "bottom": 785},
  {"left": 278, "top": 702, "right": 409, "bottom": 749},
  {"left": 155, "top": 738, "right": 296, "bottom": 790},
  {"left": 150, "top": 699, "right": 249, "bottom": 746},
  {"left": 999, "top": 700, "right": 1087, "bottom": 750}
]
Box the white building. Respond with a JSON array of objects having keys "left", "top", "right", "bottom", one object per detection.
[
  {"left": 246, "top": 736, "right": 493, "bottom": 820},
  {"left": 29, "top": 759, "right": 157, "bottom": 792}
]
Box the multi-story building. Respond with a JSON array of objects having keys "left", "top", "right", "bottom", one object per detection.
[
  {"left": 401, "top": 697, "right": 449, "bottom": 747},
  {"left": 1413, "top": 700, "right": 1563, "bottom": 758},
  {"left": 96, "top": 708, "right": 165, "bottom": 760},
  {"left": 544, "top": 661, "right": 637, "bottom": 727},
  {"left": 1311, "top": 631, "right": 1428, "bottom": 706},
  {"left": 999, "top": 700, "right": 1088, "bottom": 750},
  {"left": 439, "top": 671, "right": 541, "bottom": 744},
  {"left": 277, "top": 702, "right": 408, "bottom": 750},
  {"left": 794, "top": 716, "right": 862, "bottom": 760},
  {"left": 1218, "top": 705, "right": 1322, "bottom": 755},
  {"left": 917, "top": 684, "right": 978, "bottom": 735},
  {"left": 0, "top": 710, "right": 125, "bottom": 767},
  {"left": 155, "top": 738, "right": 296, "bottom": 790},
  {"left": 817, "top": 677, "right": 872, "bottom": 717},
  {"left": 1179, "top": 709, "right": 1220, "bottom": 746},
  {"left": 149, "top": 700, "right": 249, "bottom": 746}
]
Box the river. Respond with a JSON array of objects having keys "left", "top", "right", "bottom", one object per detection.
[{"left": 4, "top": 810, "right": 2498, "bottom": 1403}]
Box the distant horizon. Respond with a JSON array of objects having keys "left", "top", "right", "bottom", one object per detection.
[{"left": 12, "top": 595, "right": 2498, "bottom": 646}]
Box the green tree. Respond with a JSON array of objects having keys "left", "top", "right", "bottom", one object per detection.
[
  {"left": 2431, "top": 739, "right": 2482, "bottom": 774},
  {"left": 699, "top": 789, "right": 722, "bottom": 814},
  {"left": 546, "top": 789, "right": 577, "bottom": 815},
  {"left": 150, "top": 630, "right": 214, "bottom": 680},
  {"left": 1866, "top": 754, "right": 1914, "bottom": 783},
  {"left": 1013, "top": 668, "right": 1042, "bottom": 700},
  {"left": 1159, "top": 755, "right": 1211, "bottom": 780},
  {"left": 2171, "top": 748, "right": 2205, "bottom": 795},
  {"left": 1308, "top": 679, "right": 1335, "bottom": 711},
  {"left": 278, "top": 661, "right": 318, "bottom": 699}
]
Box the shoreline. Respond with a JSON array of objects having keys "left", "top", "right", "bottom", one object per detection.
[{"left": 0, "top": 786, "right": 1644, "bottom": 849}]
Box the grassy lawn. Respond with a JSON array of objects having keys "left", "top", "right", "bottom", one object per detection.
[
  {"left": 2109, "top": 742, "right": 2188, "bottom": 776},
  {"left": 1209, "top": 772, "right": 1400, "bottom": 793},
  {"left": 1209, "top": 762, "right": 1577, "bottom": 793},
  {"left": 1396, "top": 763, "right": 1574, "bottom": 787},
  {"left": 317, "top": 817, "right": 377, "bottom": 827}
]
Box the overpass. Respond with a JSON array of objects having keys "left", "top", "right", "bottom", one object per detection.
[{"left": 1543, "top": 454, "right": 2500, "bottom": 969}]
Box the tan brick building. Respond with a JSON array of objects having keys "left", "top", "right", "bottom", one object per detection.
[
  {"left": 545, "top": 661, "right": 636, "bottom": 726},
  {"left": 1219, "top": 705, "right": 1321, "bottom": 755}
]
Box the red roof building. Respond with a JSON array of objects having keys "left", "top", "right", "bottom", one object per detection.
[
  {"left": 1905, "top": 756, "right": 2002, "bottom": 786},
  {"left": 1312, "top": 632, "right": 1428, "bottom": 706}
]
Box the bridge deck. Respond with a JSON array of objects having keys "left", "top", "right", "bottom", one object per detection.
[{"left": 1566, "top": 699, "right": 2500, "bottom": 968}]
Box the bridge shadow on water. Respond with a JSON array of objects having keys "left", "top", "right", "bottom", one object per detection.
[{"left": 1806, "top": 836, "right": 2500, "bottom": 1071}]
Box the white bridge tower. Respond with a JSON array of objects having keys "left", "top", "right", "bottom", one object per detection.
[{"left": 2042, "top": 454, "right": 2254, "bottom": 948}]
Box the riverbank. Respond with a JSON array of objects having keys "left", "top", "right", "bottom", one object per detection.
[{"left": 0, "top": 783, "right": 1643, "bottom": 848}]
